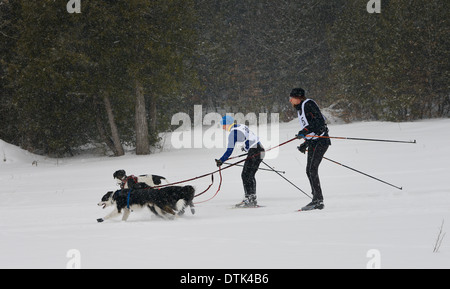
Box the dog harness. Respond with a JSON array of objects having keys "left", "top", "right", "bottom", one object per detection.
[{"left": 126, "top": 189, "right": 132, "bottom": 209}]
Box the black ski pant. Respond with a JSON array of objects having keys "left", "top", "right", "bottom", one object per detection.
[
  {"left": 242, "top": 144, "right": 265, "bottom": 197},
  {"left": 306, "top": 139, "right": 329, "bottom": 202}
]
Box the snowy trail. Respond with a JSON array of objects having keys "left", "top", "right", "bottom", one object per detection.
[{"left": 0, "top": 119, "right": 449, "bottom": 268}]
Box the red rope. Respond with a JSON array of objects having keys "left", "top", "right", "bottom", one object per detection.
[
  {"left": 152, "top": 137, "right": 298, "bottom": 203},
  {"left": 194, "top": 173, "right": 214, "bottom": 198},
  {"left": 193, "top": 167, "right": 222, "bottom": 204}
]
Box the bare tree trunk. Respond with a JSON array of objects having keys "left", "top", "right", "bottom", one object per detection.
[
  {"left": 93, "top": 95, "right": 121, "bottom": 155},
  {"left": 135, "top": 79, "right": 150, "bottom": 155},
  {"left": 95, "top": 114, "right": 116, "bottom": 155},
  {"left": 149, "top": 93, "right": 157, "bottom": 133},
  {"left": 103, "top": 93, "right": 124, "bottom": 156}
]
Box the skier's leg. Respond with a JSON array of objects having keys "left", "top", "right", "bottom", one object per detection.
[{"left": 307, "top": 141, "right": 328, "bottom": 201}]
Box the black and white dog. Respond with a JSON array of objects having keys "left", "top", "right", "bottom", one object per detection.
[
  {"left": 138, "top": 174, "right": 168, "bottom": 187},
  {"left": 97, "top": 185, "right": 195, "bottom": 222},
  {"left": 113, "top": 171, "right": 169, "bottom": 189}
]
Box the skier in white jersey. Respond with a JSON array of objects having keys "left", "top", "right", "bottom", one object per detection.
[
  {"left": 215, "top": 116, "right": 265, "bottom": 208},
  {"left": 289, "top": 88, "right": 331, "bottom": 211}
]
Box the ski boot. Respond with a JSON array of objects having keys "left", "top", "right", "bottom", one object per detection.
[
  {"left": 235, "top": 195, "right": 258, "bottom": 208},
  {"left": 300, "top": 200, "right": 324, "bottom": 211}
]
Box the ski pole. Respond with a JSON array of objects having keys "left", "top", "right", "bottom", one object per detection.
[
  {"left": 223, "top": 163, "right": 286, "bottom": 174},
  {"left": 297, "top": 134, "right": 417, "bottom": 144},
  {"left": 322, "top": 155, "right": 403, "bottom": 190},
  {"left": 261, "top": 160, "right": 312, "bottom": 199},
  {"left": 227, "top": 152, "right": 248, "bottom": 160},
  {"left": 228, "top": 137, "right": 299, "bottom": 160}
]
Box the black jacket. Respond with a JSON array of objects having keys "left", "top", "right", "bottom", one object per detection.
[{"left": 295, "top": 100, "right": 331, "bottom": 146}]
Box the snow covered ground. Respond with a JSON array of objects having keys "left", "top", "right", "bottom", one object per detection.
[{"left": 1, "top": 119, "right": 449, "bottom": 269}]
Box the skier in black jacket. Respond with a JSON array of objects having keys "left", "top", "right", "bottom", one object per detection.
[{"left": 289, "top": 88, "right": 331, "bottom": 211}]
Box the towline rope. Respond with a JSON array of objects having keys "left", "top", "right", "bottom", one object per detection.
[{"left": 152, "top": 137, "right": 298, "bottom": 203}]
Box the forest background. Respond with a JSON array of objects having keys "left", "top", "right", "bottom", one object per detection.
[{"left": 0, "top": 0, "right": 448, "bottom": 156}]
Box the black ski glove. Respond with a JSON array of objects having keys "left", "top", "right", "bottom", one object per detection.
[
  {"left": 297, "top": 142, "right": 308, "bottom": 154},
  {"left": 297, "top": 128, "right": 309, "bottom": 139},
  {"left": 215, "top": 159, "right": 223, "bottom": 167}
]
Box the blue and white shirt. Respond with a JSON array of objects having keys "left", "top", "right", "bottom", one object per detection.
[{"left": 219, "top": 124, "right": 260, "bottom": 163}]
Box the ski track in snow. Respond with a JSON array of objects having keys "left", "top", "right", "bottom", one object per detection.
[{"left": 0, "top": 119, "right": 449, "bottom": 268}]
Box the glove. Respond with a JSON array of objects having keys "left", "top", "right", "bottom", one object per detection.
[
  {"left": 297, "top": 142, "right": 308, "bottom": 154},
  {"left": 215, "top": 159, "right": 223, "bottom": 167},
  {"left": 297, "top": 129, "right": 309, "bottom": 139}
]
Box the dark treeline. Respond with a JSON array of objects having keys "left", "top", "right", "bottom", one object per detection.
[{"left": 0, "top": 0, "right": 448, "bottom": 156}]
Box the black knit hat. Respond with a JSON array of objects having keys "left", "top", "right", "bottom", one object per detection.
[{"left": 290, "top": 88, "right": 305, "bottom": 98}]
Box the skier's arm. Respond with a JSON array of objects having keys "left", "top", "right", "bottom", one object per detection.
[{"left": 219, "top": 130, "right": 238, "bottom": 163}]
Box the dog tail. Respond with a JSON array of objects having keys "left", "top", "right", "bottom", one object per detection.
[{"left": 154, "top": 175, "right": 169, "bottom": 185}]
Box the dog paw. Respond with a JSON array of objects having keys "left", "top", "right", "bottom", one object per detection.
[{"left": 97, "top": 218, "right": 104, "bottom": 223}]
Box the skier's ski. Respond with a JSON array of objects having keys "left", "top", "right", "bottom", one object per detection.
[
  {"left": 297, "top": 201, "right": 324, "bottom": 212},
  {"left": 232, "top": 205, "right": 266, "bottom": 209},
  {"left": 296, "top": 206, "right": 324, "bottom": 212}
]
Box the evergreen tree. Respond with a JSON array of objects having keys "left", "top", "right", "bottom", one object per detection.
[
  {"left": 329, "top": 0, "right": 449, "bottom": 121},
  {"left": 1, "top": 0, "right": 447, "bottom": 157},
  {"left": 8, "top": 1, "right": 94, "bottom": 155},
  {"left": 4, "top": 0, "right": 198, "bottom": 156},
  {"left": 0, "top": 0, "right": 20, "bottom": 144}
]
